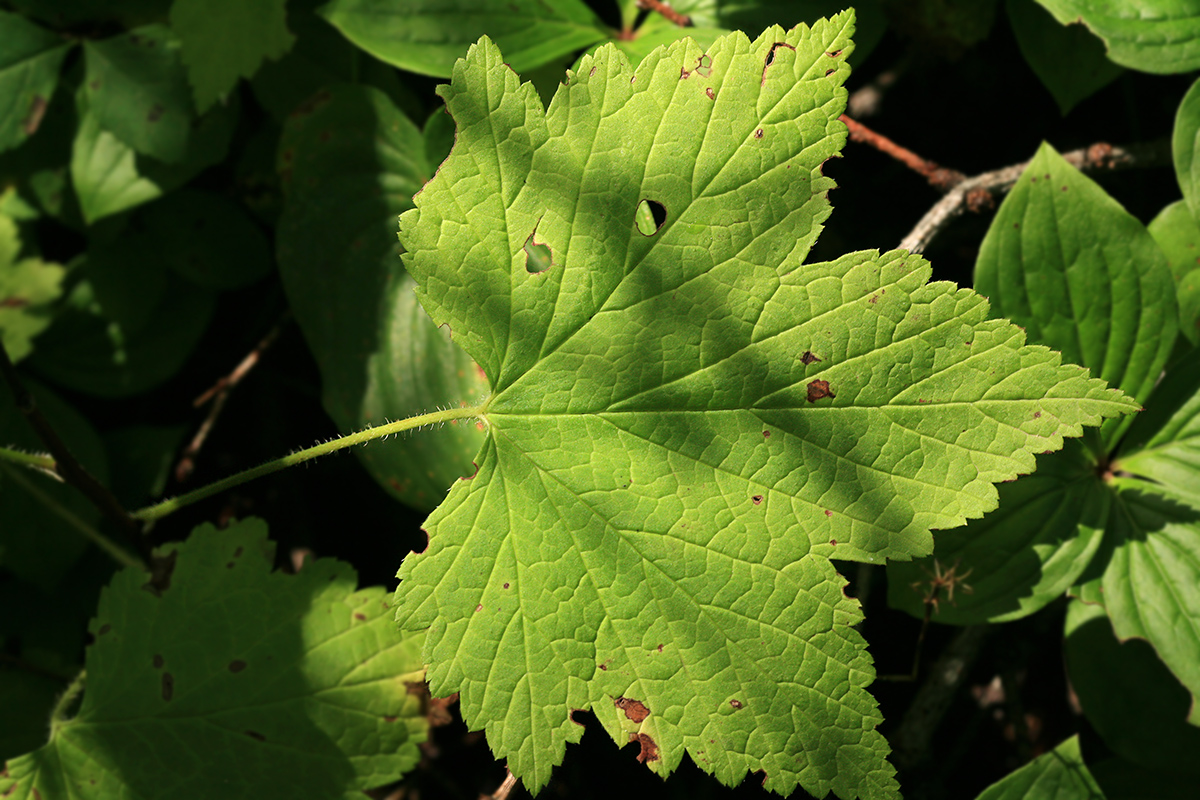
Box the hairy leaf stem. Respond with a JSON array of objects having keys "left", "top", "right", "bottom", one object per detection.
[
  {"left": 0, "top": 445, "right": 56, "bottom": 472},
  {"left": 51, "top": 669, "right": 86, "bottom": 728},
  {"left": 131, "top": 404, "right": 487, "bottom": 523}
]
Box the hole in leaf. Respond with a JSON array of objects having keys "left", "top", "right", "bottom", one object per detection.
[
  {"left": 635, "top": 199, "right": 667, "bottom": 236},
  {"left": 523, "top": 229, "right": 552, "bottom": 274}
]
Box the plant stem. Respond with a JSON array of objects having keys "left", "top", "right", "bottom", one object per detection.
[
  {"left": 51, "top": 669, "right": 86, "bottom": 728},
  {"left": 1, "top": 463, "right": 144, "bottom": 569},
  {"left": 131, "top": 404, "right": 488, "bottom": 523},
  {"left": 0, "top": 445, "right": 56, "bottom": 472}
]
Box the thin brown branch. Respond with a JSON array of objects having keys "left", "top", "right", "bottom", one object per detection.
[
  {"left": 0, "top": 342, "right": 150, "bottom": 565},
  {"left": 175, "top": 315, "right": 288, "bottom": 483},
  {"left": 483, "top": 770, "right": 517, "bottom": 800},
  {"left": 637, "top": 0, "right": 691, "bottom": 27},
  {"left": 900, "top": 138, "right": 1172, "bottom": 254},
  {"left": 841, "top": 115, "right": 966, "bottom": 190}
]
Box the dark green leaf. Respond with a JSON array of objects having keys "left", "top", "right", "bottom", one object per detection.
[
  {"left": 170, "top": 0, "right": 295, "bottom": 112},
  {"left": 83, "top": 25, "right": 193, "bottom": 163},
  {"left": 277, "top": 84, "right": 486, "bottom": 510},
  {"left": 0, "top": 11, "right": 71, "bottom": 154},
  {"left": 1065, "top": 597, "right": 1200, "bottom": 772},
  {"left": 141, "top": 189, "right": 272, "bottom": 289},
  {"left": 317, "top": 0, "right": 609, "bottom": 77},
  {"left": 0, "top": 518, "right": 429, "bottom": 799},
  {"left": 1007, "top": 0, "right": 1123, "bottom": 115},
  {"left": 1174, "top": 76, "right": 1200, "bottom": 220}
]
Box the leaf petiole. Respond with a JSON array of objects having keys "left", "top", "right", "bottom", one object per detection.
[
  {"left": 130, "top": 404, "right": 488, "bottom": 523},
  {"left": 0, "top": 445, "right": 56, "bottom": 473}
]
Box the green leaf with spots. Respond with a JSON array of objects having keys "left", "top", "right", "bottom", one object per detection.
[
  {"left": 0, "top": 212, "right": 63, "bottom": 363},
  {"left": 1032, "top": 0, "right": 1200, "bottom": 74},
  {"left": 0, "top": 518, "right": 428, "bottom": 800},
  {"left": 974, "top": 734, "right": 1105, "bottom": 799},
  {"left": 0, "top": 10, "right": 71, "bottom": 154},
  {"left": 393, "top": 18, "right": 1135, "bottom": 798},
  {"left": 317, "top": 0, "right": 609, "bottom": 77},
  {"left": 83, "top": 25, "right": 193, "bottom": 163},
  {"left": 170, "top": 0, "right": 295, "bottom": 112},
  {"left": 276, "top": 84, "right": 486, "bottom": 511}
]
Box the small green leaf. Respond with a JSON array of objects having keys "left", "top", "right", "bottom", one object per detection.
[
  {"left": 1007, "top": 0, "right": 1123, "bottom": 115},
  {"left": 1148, "top": 200, "right": 1200, "bottom": 344},
  {"left": 0, "top": 11, "right": 71, "bottom": 154},
  {"left": 1065, "top": 598, "right": 1200, "bottom": 773},
  {"left": 0, "top": 377, "right": 108, "bottom": 591},
  {"left": 973, "top": 734, "right": 1105, "bottom": 799},
  {"left": 1032, "top": 0, "right": 1200, "bottom": 74},
  {"left": 0, "top": 213, "right": 64, "bottom": 362},
  {"left": 70, "top": 92, "right": 237, "bottom": 223},
  {"left": 317, "top": 0, "right": 609, "bottom": 77},
  {"left": 395, "top": 23, "right": 1135, "bottom": 797},
  {"left": 1174, "top": 76, "right": 1200, "bottom": 219},
  {"left": 975, "top": 141, "right": 1177, "bottom": 443},
  {"left": 887, "top": 441, "right": 1109, "bottom": 624},
  {"left": 0, "top": 518, "right": 429, "bottom": 799},
  {"left": 170, "top": 0, "right": 295, "bottom": 113},
  {"left": 83, "top": 25, "right": 193, "bottom": 163},
  {"left": 276, "top": 85, "right": 486, "bottom": 510}
]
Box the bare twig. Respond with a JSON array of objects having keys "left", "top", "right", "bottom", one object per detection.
[
  {"left": 900, "top": 138, "right": 1172, "bottom": 254},
  {"left": 637, "top": 0, "right": 690, "bottom": 27},
  {"left": 175, "top": 315, "right": 288, "bottom": 483},
  {"left": 484, "top": 770, "right": 518, "bottom": 800},
  {"left": 841, "top": 115, "right": 966, "bottom": 190},
  {"left": 847, "top": 56, "right": 911, "bottom": 119},
  {"left": 0, "top": 342, "right": 150, "bottom": 565}
]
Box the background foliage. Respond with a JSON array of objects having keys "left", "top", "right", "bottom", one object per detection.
[{"left": 2, "top": 1, "right": 1199, "bottom": 799}]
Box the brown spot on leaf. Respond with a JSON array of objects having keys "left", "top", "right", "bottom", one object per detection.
[
  {"left": 800, "top": 351, "right": 820, "bottom": 365},
  {"left": 806, "top": 380, "right": 835, "bottom": 403},
  {"left": 752, "top": 495, "right": 763, "bottom": 505},
  {"left": 384, "top": 715, "right": 398, "bottom": 722},
  {"left": 229, "top": 660, "right": 247, "bottom": 673},
  {"left": 615, "top": 697, "right": 650, "bottom": 722},
  {"left": 657, "top": 644, "right": 663, "bottom": 652},
  {"left": 475, "top": 603, "right": 483, "bottom": 612},
  {"left": 1034, "top": 411, "right": 1041, "bottom": 418},
  {"left": 153, "top": 654, "right": 163, "bottom": 669},
  {"left": 632, "top": 732, "right": 660, "bottom": 763},
  {"left": 503, "top": 582, "right": 510, "bottom": 589},
  {"left": 162, "top": 672, "right": 174, "bottom": 701},
  {"left": 234, "top": 546, "right": 244, "bottom": 558},
  {"left": 245, "top": 731, "right": 266, "bottom": 742},
  {"left": 761, "top": 41, "right": 796, "bottom": 84},
  {"left": 143, "top": 549, "right": 177, "bottom": 597},
  {"left": 23, "top": 95, "right": 47, "bottom": 136},
  {"left": 730, "top": 699, "right": 743, "bottom": 709},
  {"left": 825, "top": 69, "right": 835, "bottom": 76},
  {"left": 353, "top": 612, "right": 366, "bottom": 621},
  {"left": 147, "top": 103, "right": 164, "bottom": 123},
  {"left": 754, "top": 129, "right": 764, "bottom": 139},
  {"left": 830, "top": 539, "right": 837, "bottom": 546},
  {"left": 706, "top": 87, "right": 715, "bottom": 100},
  {"left": 824, "top": 509, "right": 833, "bottom": 517},
  {"left": 226, "top": 562, "right": 235, "bottom": 569},
  {"left": 762, "top": 430, "right": 771, "bottom": 437},
  {"left": 99, "top": 623, "right": 112, "bottom": 635}
]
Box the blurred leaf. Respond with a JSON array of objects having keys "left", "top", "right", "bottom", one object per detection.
[
  {"left": 4, "top": 0, "right": 171, "bottom": 29},
  {"left": 1007, "top": 0, "right": 1123, "bottom": 115},
  {"left": 0, "top": 213, "right": 64, "bottom": 362},
  {"left": 1065, "top": 598, "right": 1200, "bottom": 773},
  {"left": 0, "top": 518, "right": 429, "bottom": 799},
  {"left": 102, "top": 425, "right": 186, "bottom": 509},
  {"left": 1033, "top": 0, "right": 1200, "bottom": 74},
  {"left": 170, "top": 0, "right": 295, "bottom": 112},
  {"left": 0, "top": 11, "right": 71, "bottom": 154},
  {"left": 277, "top": 84, "right": 486, "bottom": 511},
  {"left": 317, "top": 0, "right": 609, "bottom": 77},
  {"left": 1174, "top": 76, "right": 1200, "bottom": 220},
  {"left": 83, "top": 25, "right": 193, "bottom": 163},
  {"left": 1148, "top": 200, "right": 1200, "bottom": 344},
  {"left": 973, "top": 735, "right": 1104, "bottom": 799}
]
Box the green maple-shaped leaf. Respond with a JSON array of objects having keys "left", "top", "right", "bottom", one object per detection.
[
  {"left": 395, "top": 16, "right": 1136, "bottom": 799},
  {"left": 0, "top": 518, "right": 427, "bottom": 799}
]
